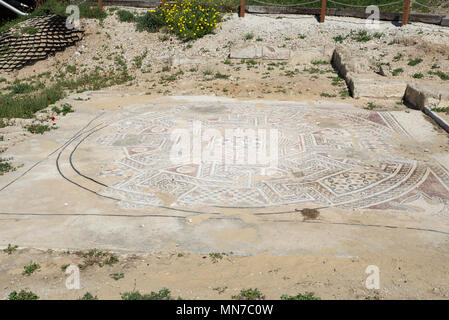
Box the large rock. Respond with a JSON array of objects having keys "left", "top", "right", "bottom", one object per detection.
[
  {"left": 403, "top": 83, "right": 449, "bottom": 110},
  {"left": 346, "top": 73, "right": 407, "bottom": 99},
  {"left": 170, "top": 55, "right": 206, "bottom": 66},
  {"left": 331, "top": 47, "right": 371, "bottom": 77},
  {"left": 290, "top": 46, "right": 334, "bottom": 65},
  {"left": 442, "top": 16, "right": 449, "bottom": 27},
  {"left": 229, "top": 45, "right": 290, "bottom": 60}
]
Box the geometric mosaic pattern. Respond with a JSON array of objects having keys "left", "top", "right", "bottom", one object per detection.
[{"left": 86, "top": 101, "right": 449, "bottom": 211}]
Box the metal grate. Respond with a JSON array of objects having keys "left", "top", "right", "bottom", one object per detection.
[{"left": 0, "top": 14, "right": 84, "bottom": 72}]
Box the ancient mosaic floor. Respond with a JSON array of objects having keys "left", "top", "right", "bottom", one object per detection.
[{"left": 61, "top": 98, "right": 449, "bottom": 214}]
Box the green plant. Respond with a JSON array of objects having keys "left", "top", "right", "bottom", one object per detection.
[
  {"left": 3, "top": 244, "right": 18, "bottom": 254},
  {"left": 110, "top": 272, "right": 124, "bottom": 280},
  {"left": 431, "top": 107, "right": 449, "bottom": 114},
  {"left": 393, "top": 53, "right": 403, "bottom": 61},
  {"left": 116, "top": 9, "right": 136, "bottom": 22},
  {"left": 281, "top": 292, "right": 320, "bottom": 300},
  {"left": 352, "top": 30, "right": 372, "bottom": 42},
  {"left": 215, "top": 72, "right": 230, "bottom": 79},
  {"left": 78, "top": 292, "right": 98, "bottom": 300},
  {"left": 209, "top": 252, "right": 226, "bottom": 263},
  {"left": 147, "top": 1, "right": 224, "bottom": 40},
  {"left": 52, "top": 103, "right": 74, "bottom": 116},
  {"left": 61, "top": 264, "right": 70, "bottom": 271},
  {"left": 133, "top": 50, "right": 148, "bottom": 69},
  {"left": 77, "top": 249, "right": 119, "bottom": 269},
  {"left": 121, "top": 288, "right": 175, "bottom": 300},
  {"left": 232, "top": 288, "right": 265, "bottom": 300},
  {"left": 428, "top": 70, "right": 449, "bottom": 80},
  {"left": 333, "top": 35, "right": 347, "bottom": 43},
  {"left": 0, "top": 158, "right": 15, "bottom": 175},
  {"left": 8, "top": 290, "right": 39, "bottom": 300},
  {"left": 20, "top": 26, "right": 38, "bottom": 35},
  {"left": 26, "top": 124, "right": 54, "bottom": 134},
  {"left": 392, "top": 68, "right": 403, "bottom": 76},
  {"left": 412, "top": 73, "right": 424, "bottom": 79},
  {"left": 312, "top": 60, "right": 329, "bottom": 65},
  {"left": 408, "top": 58, "right": 423, "bottom": 66},
  {"left": 244, "top": 33, "right": 254, "bottom": 40},
  {"left": 23, "top": 262, "right": 41, "bottom": 276},
  {"left": 365, "top": 102, "right": 377, "bottom": 110},
  {"left": 136, "top": 9, "right": 166, "bottom": 33}
]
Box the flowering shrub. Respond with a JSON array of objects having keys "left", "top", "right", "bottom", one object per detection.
[{"left": 138, "top": 0, "right": 226, "bottom": 40}]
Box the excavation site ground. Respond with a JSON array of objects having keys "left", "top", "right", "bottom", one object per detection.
[{"left": 1, "top": 6, "right": 449, "bottom": 300}]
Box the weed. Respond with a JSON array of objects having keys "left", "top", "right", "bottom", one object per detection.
[
  {"left": 392, "top": 68, "right": 403, "bottom": 76},
  {"left": 296, "top": 208, "right": 320, "bottom": 220},
  {"left": 159, "top": 34, "right": 170, "bottom": 42},
  {"left": 428, "top": 70, "right": 449, "bottom": 80},
  {"left": 23, "top": 262, "right": 40, "bottom": 276},
  {"left": 116, "top": 9, "right": 136, "bottom": 22},
  {"left": 61, "top": 264, "right": 70, "bottom": 271},
  {"left": 365, "top": 102, "right": 377, "bottom": 110},
  {"left": 8, "top": 290, "right": 39, "bottom": 300},
  {"left": 78, "top": 292, "right": 98, "bottom": 300},
  {"left": 408, "top": 58, "right": 423, "bottom": 66},
  {"left": 0, "top": 158, "right": 15, "bottom": 175},
  {"left": 232, "top": 288, "right": 265, "bottom": 300},
  {"left": 121, "top": 288, "right": 176, "bottom": 300},
  {"left": 281, "top": 292, "right": 320, "bottom": 300},
  {"left": 209, "top": 252, "right": 226, "bottom": 263},
  {"left": 312, "top": 60, "right": 329, "bottom": 65},
  {"left": 26, "top": 124, "right": 54, "bottom": 135},
  {"left": 412, "top": 73, "right": 424, "bottom": 79},
  {"left": 431, "top": 107, "right": 449, "bottom": 114},
  {"left": 352, "top": 30, "right": 372, "bottom": 42},
  {"left": 110, "top": 273, "right": 124, "bottom": 280},
  {"left": 213, "top": 287, "right": 227, "bottom": 294},
  {"left": 133, "top": 49, "right": 148, "bottom": 69},
  {"left": 215, "top": 72, "right": 230, "bottom": 79},
  {"left": 77, "top": 249, "right": 118, "bottom": 270},
  {"left": 333, "top": 35, "right": 347, "bottom": 43},
  {"left": 244, "top": 33, "right": 254, "bottom": 40},
  {"left": 393, "top": 53, "right": 403, "bottom": 62},
  {"left": 320, "top": 93, "right": 336, "bottom": 98},
  {"left": 3, "top": 244, "right": 18, "bottom": 254},
  {"left": 52, "top": 103, "right": 74, "bottom": 116}
]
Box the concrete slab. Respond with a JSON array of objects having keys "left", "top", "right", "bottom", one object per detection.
[{"left": 0, "top": 95, "right": 449, "bottom": 255}]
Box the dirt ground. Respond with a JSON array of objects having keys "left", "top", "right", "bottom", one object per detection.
[
  {"left": 1, "top": 242, "right": 449, "bottom": 300},
  {"left": 1, "top": 9, "right": 449, "bottom": 300}
]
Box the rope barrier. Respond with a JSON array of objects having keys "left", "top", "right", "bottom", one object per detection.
[
  {"left": 413, "top": 1, "right": 449, "bottom": 13},
  {"left": 251, "top": 0, "right": 321, "bottom": 7},
  {"left": 328, "top": 0, "right": 404, "bottom": 8}
]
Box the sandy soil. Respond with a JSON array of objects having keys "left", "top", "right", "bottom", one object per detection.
[{"left": 1, "top": 245, "right": 449, "bottom": 300}]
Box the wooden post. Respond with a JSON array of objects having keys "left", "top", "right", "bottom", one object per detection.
[
  {"left": 402, "top": 0, "right": 411, "bottom": 26},
  {"left": 98, "top": 0, "right": 103, "bottom": 10},
  {"left": 320, "top": 0, "right": 326, "bottom": 23},
  {"left": 161, "top": 0, "right": 166, "bottom": 8},
  {"left": 239, "top": 0, "right": 245, "bottom": 18}
]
